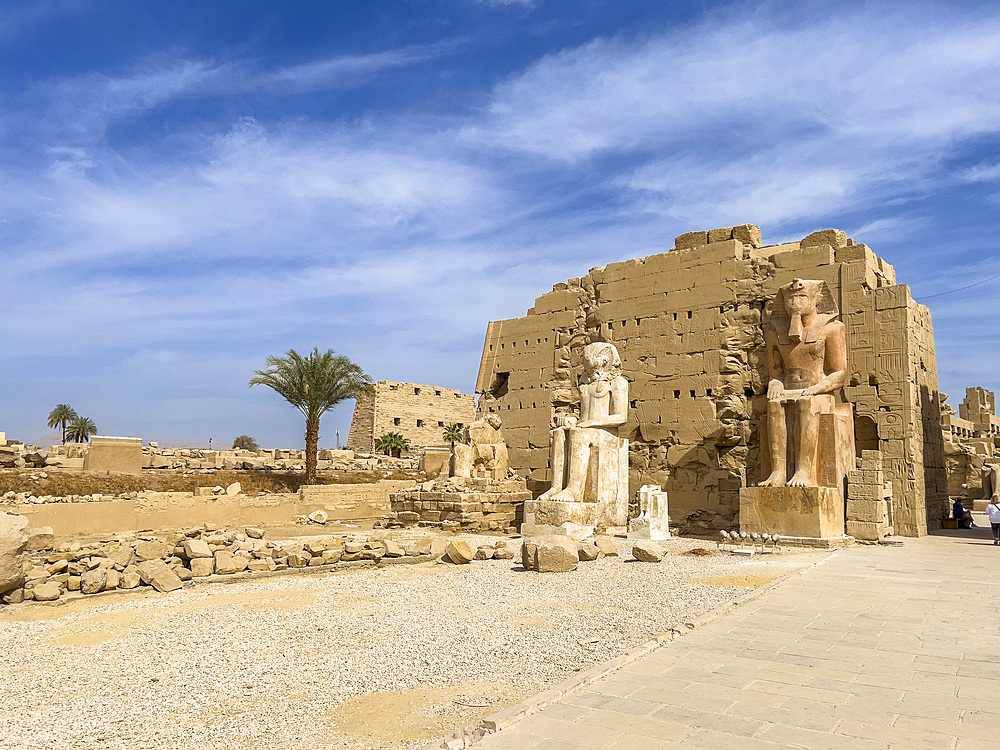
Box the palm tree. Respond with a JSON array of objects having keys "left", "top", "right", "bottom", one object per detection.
[
  {"left": 249, "top": 348, "right": 373, "bottom": 483},
  {"left": 65, "top": 416, "right": 97, "bottom": 443},
  {"left": 47, "top": 404, "right": 78, "bottom": 443},
  {"left": 375, "top": 431, "right": 410, "bottom": 458},
  {"left": 443, "top": 423, "right": 464, "bottom": 446}
]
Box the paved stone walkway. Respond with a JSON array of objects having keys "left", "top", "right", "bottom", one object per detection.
[{"left": 478, "top": 520, "right": 1000, "bottom": 749}]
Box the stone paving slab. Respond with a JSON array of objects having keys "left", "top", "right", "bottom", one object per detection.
[{"left": 477, "top": 520, "right": 1000, "bottom": 749}]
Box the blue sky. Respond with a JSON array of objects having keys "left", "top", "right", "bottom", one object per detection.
[{"left": 2, "top": 0, "right": 999, "bottom": 449}]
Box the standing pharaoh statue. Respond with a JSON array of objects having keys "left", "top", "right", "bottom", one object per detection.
[
  {"left": 759, "top": 278, "right": 850, "bottom": 488},
  {"left": 537, "top": 342, "right": 630, "bottom": 525}
]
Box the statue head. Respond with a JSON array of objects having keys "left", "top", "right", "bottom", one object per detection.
[
  {"left": 582, "top": 342, "right": 622, "bottom": 380},
  {"left": 775, "top": 278, "right": 838, "bottom": 317},
  {"left": 771, "top": 278, "right": 838, "bottom": 342}
]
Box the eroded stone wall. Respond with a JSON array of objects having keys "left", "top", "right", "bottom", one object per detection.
[
  {"left": 476, "top": 225, "right": 948, "bottom": 537},
  {"left": 347, "top": 381, "right": 475, "bottom": 453}
]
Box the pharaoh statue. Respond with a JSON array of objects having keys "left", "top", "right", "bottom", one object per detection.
[
  {"left": 449, "top": 414, "right": 509, "bottom": 480},
  {"left": 981, "top": 462, "right": 1000, "bottom": 504},
  {"left": 758, "top": 278, "right": 854, "bottom": 488},
  {"left": 537, "top": 341, "right": 630, "bottom": 525}
]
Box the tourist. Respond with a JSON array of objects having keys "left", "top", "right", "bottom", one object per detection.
[
  {"left": 987, "top": 497, "right": 1000, "bottom": 545},
  {"left": 953, "top": 498, "right": 974, "bottom": 528}
]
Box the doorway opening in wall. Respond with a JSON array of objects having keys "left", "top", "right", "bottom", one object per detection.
[{"left": 855, "top": 415, "right": 879, "bottom": 457}]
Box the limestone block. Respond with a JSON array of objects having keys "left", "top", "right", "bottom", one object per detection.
[
  {"left": 847, "top": 483, "right": 879, "bottom": 501},
  {"left": 80, "top": 568, "right": 107, "bottom": 595},
  {"left": 474, "top": 545, "right": 495, "bottom": 560},
  {"left": 521, "top": 499, "right": 595, "bottom": 540},
  {"left": 577, "top": 540, "right": 602, "bottom": 561},
  {"left": 120, "top": 566, "right": 141, "bottom": 588},
  {"left": 846, "top": 499, "right": 887, "bottom": 524},
  {"left": 846, "top": 520, "right": 889, "bottom": 541}
]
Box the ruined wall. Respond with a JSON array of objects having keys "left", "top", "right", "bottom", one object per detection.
[
  {"left": 942, "top": 387, "right": 1000, "bottom": 498},
  {"left": 347, "top": 381, "right": 475, "bottom": 453},
  {"left": 476, "top": 225, "right": 948, "bottom": 537}
]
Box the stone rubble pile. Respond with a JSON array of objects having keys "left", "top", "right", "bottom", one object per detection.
[
  {"left": 0, "top": 524, "right": 435, "bottom": 605},
  {"left": 1, "top": 442, "right": 416, "bottom": 472},
  {"left": 389, "top": 475, "right": 530, "bottom": 533}
]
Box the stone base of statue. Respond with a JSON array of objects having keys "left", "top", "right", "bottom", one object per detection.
[
  {"left": 759, "top": 401, "right": 856, "bottom": 490},
  {"left": 390, "top": 477, "right": 529, "bottom": 532},
  {"left": 520, "top": 499, "right": 596, "bottom": 540},
  {"left": 740, "top": 486, "right": 850, "bottom": 547},
  {"left": 628, "top": 485, "right": 671, "bottom": 540}
]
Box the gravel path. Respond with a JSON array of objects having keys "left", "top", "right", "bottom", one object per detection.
[{"left": 0, "top": 535, "right": 827, "bottom": 750}]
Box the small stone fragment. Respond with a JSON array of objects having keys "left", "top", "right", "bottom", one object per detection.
[
  {"left": 577, "top": 540, "right": 602, "bottom": 561},
  {"left": 307, "top": 510, "right": 329, "bottom": 524},
  {"left": 632, "top": 540, "right": 665, "bottom": 562}
]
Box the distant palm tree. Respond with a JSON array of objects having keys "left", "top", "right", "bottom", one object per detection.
[
  {"left": 249, "top": 348, "right": 373, "bottom": 483},
  {"left": 47, "top": 404, "right": 78, "bottom": 444},
  {"left": 375, "top": 432, "right": 410, "bottom": 458},
  {"left": 443, "top": 423, "right": 464, "bottom": 446},
  {"left": 65, "top": 416, "right": 97, "bottom": 443}
]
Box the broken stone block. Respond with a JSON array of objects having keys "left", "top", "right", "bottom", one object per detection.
[
  {"left": 594, "top": 537, "right": 619, "bottom": 556},
  {"left": 225, "top": 482, "right": 241, "bottom": 495},
  {"left": 632, "top": 541, "right": 665, "bottom": 562},
  {"left": 308, "top": 510, "right": 328, "bottom": 525},
  {"left": 32, "top": 581, "right": 62, "bottom": 601},
  {"left": 383, "top": 540, "right": 405, "bottom": 558},
  {"left": 182, "top": 539, "right": 213, "bottom": 559},
  {"left": 445, "top": 540, "right": 473, "bottom": 564},
  {"left": 134, "top": 540, "right": 169, "bottom": 561},
  {"left": 0, "top": 513, "right": 29, "bottom": 594},
  {"left": 474, "top": 545, "right": 495, "bottom": 560},
  {"left": 535, "top": 538, "right": 579, "bottom": 573},
  {"left": 25, "top": 526, "right": 55, "bottom": 552},
  {"left": 81, "top": 568, "right": 107, "bottom": 595},
  {"left": 189, "top": 557, "right": 214, "bottom": 577},
  {"left": 120, "top": 566, "right": 141, "bottom": 589},
  {"left": 577, "top": 540, "right": 602, "bottom": 561},
  {"left": 245, "top": 527, "right": 265, "bottom": 539},
  {"left": 136, "top": 560, "right": 183, "bottom": 592}
]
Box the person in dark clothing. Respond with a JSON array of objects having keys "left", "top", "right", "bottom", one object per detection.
[{"left": 953, "top": 498, "right": 974, "bottom": 528}]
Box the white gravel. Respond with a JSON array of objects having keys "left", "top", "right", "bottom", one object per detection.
[{"left": 0, "top": 534, "right": 826, "bottom": 750}]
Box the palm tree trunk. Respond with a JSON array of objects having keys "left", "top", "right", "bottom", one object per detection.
[
  {"left": 61, "top": 421, "right": 66, "bottom": 444},
  {"left": 305, "top": 414, "right": 319, "bottom": 484}
]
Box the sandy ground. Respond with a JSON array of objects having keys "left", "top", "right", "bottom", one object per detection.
[{"left": 0, "top": 536, "right": 828, "bottom": 750}]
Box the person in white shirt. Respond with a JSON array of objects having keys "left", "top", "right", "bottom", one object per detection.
[{"left": 987, "top": 499, "right": 1000, "bottom": 545}]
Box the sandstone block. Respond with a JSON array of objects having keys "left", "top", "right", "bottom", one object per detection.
[
  {"left": 286, "top": 552, "right": 310, "bottom": 568},
  {"left": 136, "top": 560, "right": 183, "bottom": 592},
  {"left": 105, "top": 570, "right": 120, "bottom": 590},
  {"left": 0, "top": 513, "right": 29, "bottom": 594},
  {"left": 474, "top": 545, "right": 495, "bottom": 560},
  {"left": 383, "top": 540, "right": 405, "bottom": 558},
  {"left": 189, "top": 557, "right": 215, "bottom": 577},
  {"left": 446, "top": 540, "right": 474, "bottom": 564},
  {"left": 308, "top": 510, "right": 328, "bottom": 525},
  {"left": 800, "top": 229, "right": 847, "bottom": 249},
  {"left": 25, "top": 526, "right": 55, "bottom": 552},
  {"left": 245, "top": 527, "right": 265, "bottom": 539},
  {"left": 225, "top": 482, "right": 241, "bottom": 495},
  {"left": 247, "top": 558, "right": 276, "bottom": 572},
  {"left": 732, "top": 224, "right": 762, "bottom": 248},
  {"left": 134, "top": 540, "right": 169, "bottom": 561},
  {"left": 577, "top": 540, "right": 602, "bottom": 561},
  {"left": 594, "top": 537, "right": 619, "bottom": 556},
  {"left": 33, "top": 581, "right": 62, "bottom": 601},
  {"left": 81, "top": 568, "right": 107, "bottom": 595},
  {"left": 632, "top": 541, "right": 665, "bottom": 562},
  {"left": 120, "top": 566, "right": 141, "bottom": 589},
  {"left": 182, "top": 539, "right": 213, "bottom": 559},
  {"left": 67, "top": 575, "right": 81, "bottom": 591},
  {"left": 494, "top": 546, "right": 515, "bottom": 560},
  {"left": 674, "top": 231, "right": 708, "bottom": 250},
  {"left": 535, "top": 538, "right": 579, "bottom": 573}
]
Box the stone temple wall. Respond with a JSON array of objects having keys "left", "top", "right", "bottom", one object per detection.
[
  {"left": 476, "top": 225, "right": 948, "bottom": 537},
  {"left": 347, "top": 381, "right": 476, "bottom": 453}
]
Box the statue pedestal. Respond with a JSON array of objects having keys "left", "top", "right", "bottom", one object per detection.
[
  {"left": 521, "top": 499, "right": 595, "bottom": 540},
  {"left": 628, "top": 517, "right": 671, "bottom": 540},
  {"left": 628, "top": 485, "right": 671, "bottom": 540},
  {"left": 740, "top": 486, "right": 849, "bottom": 547}
]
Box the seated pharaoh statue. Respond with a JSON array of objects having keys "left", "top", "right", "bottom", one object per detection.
[
  {"left": 536, "top": 341, "right": 630, "bottom": 527},
  {"left": 449, "top": 414, "right": 509, "bottom": 480},
  {"left": 758, "top": 278, "right": 855, "bottom": 489}
]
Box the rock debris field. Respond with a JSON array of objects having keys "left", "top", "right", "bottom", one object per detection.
[{"left": 0, "top": 535, "right": 826, "bottom": 750}]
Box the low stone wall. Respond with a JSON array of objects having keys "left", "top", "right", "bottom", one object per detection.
[
  {"left": 390, "top": 477, "right": 529, "bottom": 532},
  {"left": 6, "top": 480, "right": 412, "bottom": 539}
]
